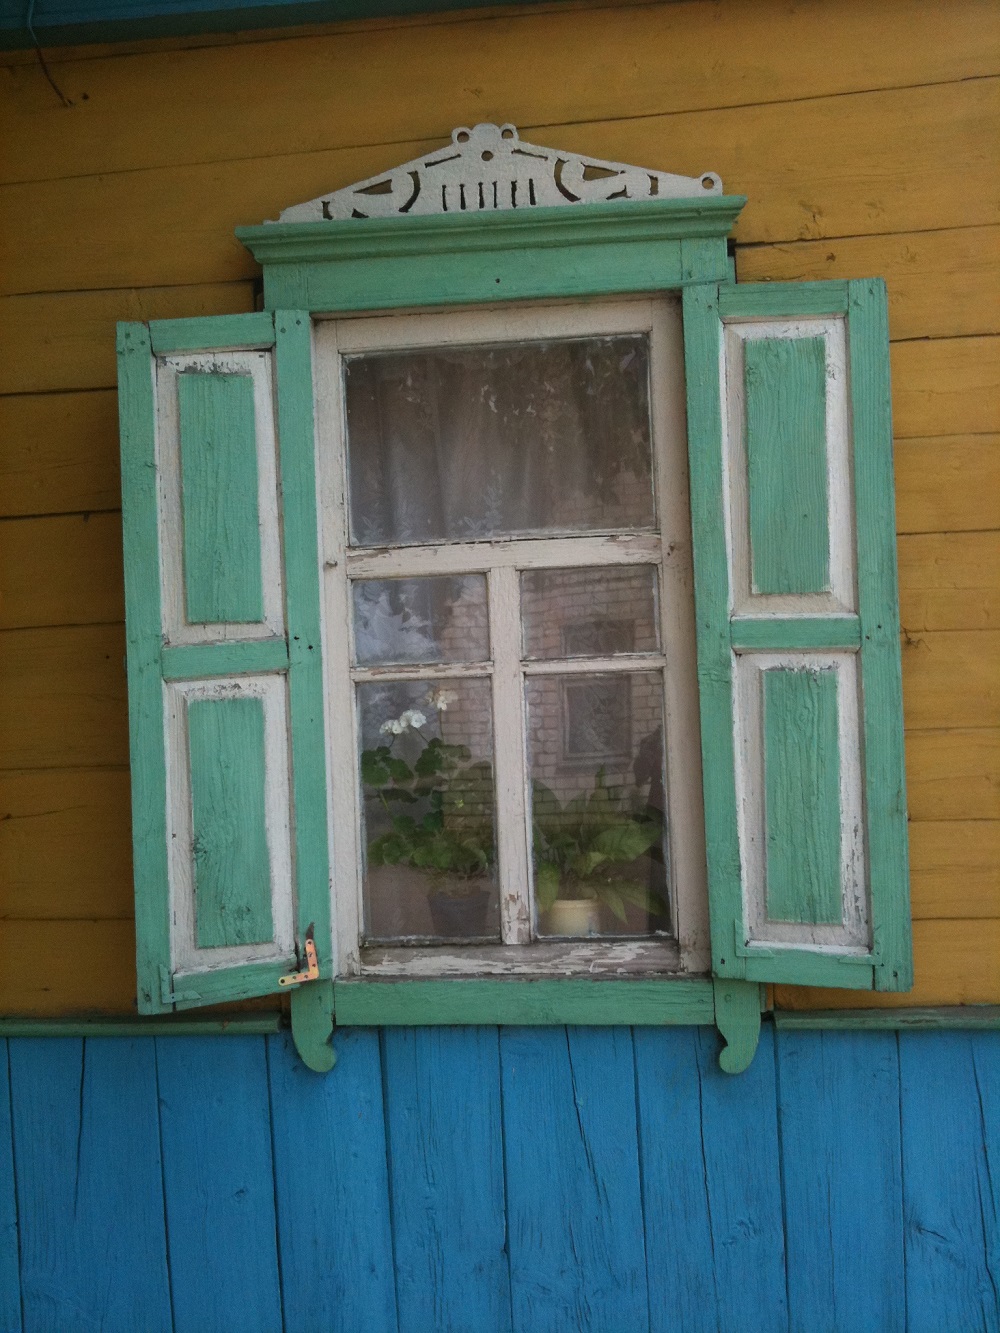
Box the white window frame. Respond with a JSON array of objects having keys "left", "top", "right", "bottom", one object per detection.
[{"left": 314, "top": 296, "right": 710, "bottom": 981}]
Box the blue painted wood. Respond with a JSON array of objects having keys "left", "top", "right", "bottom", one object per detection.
[
  {"left": 7, "top": 1037, "right": 171, "bottom": 1333},
  {"left": 155, "top": 1036, "right": 282, "bottom": 1333},
  {"left": 0, "top": 1041, "right": 23, "bottom": 1333},
  {"left": 381, "top": 1027, "right": 511, "bottom": 1333},
  {"left": 776, "top": 1030, "right": 904, "bottom": 1333},
  {"left": 501, "top": 1026, "right": 649, "bottom": 1333},
  {"left": 633, "top": 1027, "right": 721, "bottom": 1333},
  {"left": 695, "top": 1024, "right": 788, "bottom": 1331},
  {"left": 267, "top": 1028, "right": 398, "bottom": 1333},
  {"left": 900, "top": 1030, "right": 1000, "bottom": 1333}
]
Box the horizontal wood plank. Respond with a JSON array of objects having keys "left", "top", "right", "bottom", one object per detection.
[
  {"left": 0, "top": 917, "right": 137, "bottom": 1014},
  {"left": 909, "top": 820, "right": 1000, "bottom": 920},
  {"left": 0, "top": 282, "right": 255, "bottom": 395},
  {"left": 0, "top": 767, "right": 133, "bottom": 920},
  {"left": 774, "top": 917, "right": 1000, "bottom": 1010},
  {"left": 891, "top": 336, "right": 1000, "bottom": 439},
  {"left": 0, "top": 389, "right": 120, "bottom": 518},
  {"left": 0, "top": 623, "right": 128, "bottom": 769},
  {"left": 898, "top": 532, "right": 1000, "bottom": 632},
  {"left": 901, "top": 630, "right": 1000, "bottom": 731},
  {"left": 0, "top": 512, "right": 124, "bottom": 628},
  {"left": 895, "top": 435, "right": 1000, "bottom": 535},
  {"left": 736, "top": 226, "right": 1000, "bottom": 341},
  {"left": 3, "top": 79, "right": 999, "bottom": 296},
  {"left": 905, "top": 728, "right": 1000, "bottom": 822},
  {"left": 2, "top": 0, "right": 995, "bottom": 186}
]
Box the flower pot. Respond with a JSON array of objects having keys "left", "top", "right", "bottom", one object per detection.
[{"left": 546, "top": 898, "right": 601, "bottom": 937}]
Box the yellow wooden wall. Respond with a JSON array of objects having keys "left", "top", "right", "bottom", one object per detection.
[{"left": 1, "top": 0, "right": 997, "bottom": 1015}]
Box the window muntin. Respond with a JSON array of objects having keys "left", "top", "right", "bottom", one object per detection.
[{"left": 317, "top": 298, "right": 709, "bottom": 979}]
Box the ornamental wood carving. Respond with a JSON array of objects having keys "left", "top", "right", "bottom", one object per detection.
[{"left": 275, "top": 122, "right": 723, "bottom": 222}]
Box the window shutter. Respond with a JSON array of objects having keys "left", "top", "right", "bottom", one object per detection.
[
  {"left": 683, "top": 279, "right": 911, "bottom": 993},
  {"left": 117, "top": 312, "right": 331, "bottom": 1016}
]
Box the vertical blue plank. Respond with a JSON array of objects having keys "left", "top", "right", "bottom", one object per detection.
[
  {"left": 156, "top": 1035, "right": 282, "bottom": 1333},
  {"left": 696, "top": 1025, "right": 788, "bottom": 1332},
  {"left": 382, "top": 1027, "right": 511, "bottom": 1333},
  {"left": 501, "top": 1026, "right": 649, "bottom": 1333},
  {"left": 901, "top": 1030, "right": 1000, "bottom": 1333},
  {"left": 0, "top": 1042, "right": 22, "bottom": 1333},
  {"left": 8, "top": 1037, "right": 171, "bottom": 1333},
  {"left": 268, "top": 1028, "right": 398, "bottom": 1333},
  {"left": 633, "top": 1027, "right": 720, "bottom": 1333},
  {"left": 776, "top": 1030, "right": 904, "bottom": 1332}
]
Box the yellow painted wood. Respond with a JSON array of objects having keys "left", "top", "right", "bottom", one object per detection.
[
  {"left": 905, "top": 728, "right": 1000, "bottom": 823},
  {"left": 0, "top": 917, "right": 138, "bottom": 1014},
  {"left": 0, "top": 623, "right": 128, "bottom": 769},
  {"left": 898, "top": 532, "right": 1000, "bottom": 632},
  {"left": 774, "top": 917, "right": 1000, "bottom": 1010},
  {"left": 736, "top": 226, "right": 1000, "bottom": 341},
  {"left": 0, "top": 513, "right": 124, "bottom": 628},
  {"left": 901, "top": 630, "right": 1000, "bottom": 731},
  {"left": 0, "top": 282, "right": 255, "bottom": 396},
  {"left": 2, "top": 0, "right": 995, "bottom": 186},
  {"left": 909, "top": 820, "right": 1000, "bottom": 920},
  {"left": 895, "top": 436, "right": 1000, "bottom": 535},
  {"left": 891, "top": 336, "right": 1000, "bottom": 439},
  {"left": 0, "top": 390, "right": 121, "bottom": 519},
  {"left": 0, "top": 767, "right": 133, "bottom": 919}
]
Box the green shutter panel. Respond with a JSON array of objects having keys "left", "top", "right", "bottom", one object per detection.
[
  {"left": 683, "top": 279, "right": 911, "bottom": 993},
  {"left": 117, "top": 311, "right": 333, "bottom": 1038}
]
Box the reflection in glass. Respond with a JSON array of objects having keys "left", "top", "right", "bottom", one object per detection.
[
  {"left": 358, "top": 678, "right": 498, "bottom": 942},
  {"left": 526, "top": 672, "right": 671, "bottom": 939},
  {"left": 521, "top": 566, "right": 659, "bottom": 659},
  {"left": 352, "top": 575, "right": 489, "bottom": 666},
  {"left": 345, "top": 336, "right": 654, "bottom": 546}
]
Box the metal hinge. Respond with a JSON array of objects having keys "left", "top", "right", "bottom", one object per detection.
[
  {"left": 159, "top": 966, "right": 203, "bottom": 1008},
  {"left": 279, "top": 931, "right": 320, "bottom": 988}
]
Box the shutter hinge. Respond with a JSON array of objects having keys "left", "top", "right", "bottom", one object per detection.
[
  {"left": 159, "top": 966, "right": 202, "bottom": 1008},
  {"left": 279, "top": 932, "right": 320, "bottom": 988}
]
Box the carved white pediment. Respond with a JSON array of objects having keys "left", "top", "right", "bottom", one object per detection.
[{"left": 275, "top": 123, "right": 722, "bottom": 222}]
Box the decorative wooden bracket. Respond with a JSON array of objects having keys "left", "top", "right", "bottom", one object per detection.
[
  {"left": 713, "top": 979, "right": 763, "bottom": 1074},
  {"left": 290, "top": 982, "right": 335, "bottom": 1073}
]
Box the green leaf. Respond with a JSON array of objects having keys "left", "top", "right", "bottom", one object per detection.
[
  {"left": 361, "top": 750, "right": 390, "bottom": 786},
  {"left": 536, "top": 861, "right": 561, "bottom": 912},
  {"left": 591, "top": 821, "right": 659, "bottom": 864},
  {"left": 386, "top": 756, "right": 413, "bottom": 783},
  {"left": 602, "top": 885, "right": 628, "bottom": 922}
]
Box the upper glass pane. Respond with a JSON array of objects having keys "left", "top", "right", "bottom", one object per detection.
[
  {"left": 352, "top": 575, "right": 489, "bottom": 666},
  {"left": 344, "top": 335, "right": 655, "bottom": 546},
  {"left": 521, "top": 566, "right": 659, "bottom": 659}
]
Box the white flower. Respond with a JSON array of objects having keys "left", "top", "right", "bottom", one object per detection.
[
  {"left": 425, "top": 686, "right": 458, "bottom": 712},
  {"left": 379, "top": 718, "right": 404, "bottom": 736},
  {"left": 400, "top": 709, "right": 427, "bottom": 729}
]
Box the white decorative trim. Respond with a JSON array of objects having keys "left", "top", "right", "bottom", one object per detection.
[{"left": 275, "top": 123, "right": 722, "bottom": 222}]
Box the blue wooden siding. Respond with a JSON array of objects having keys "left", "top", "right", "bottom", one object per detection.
[{"left": 1, "top": 1026, "right": 997, "bottom": 1332}]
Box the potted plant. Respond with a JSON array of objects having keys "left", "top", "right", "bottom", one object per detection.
[
  {"left": 361, "top": 706, "right": 496, "bottom": 937},
  {"left": 532, "top": 770, "right": 668, "bottom": 937}
]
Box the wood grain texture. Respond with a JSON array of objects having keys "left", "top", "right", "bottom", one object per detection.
[
  {"left": 736, "top": 225, "right": 1000, "bottom": 341},
  {"left": 0, "top": 1041, "right": 22, "bottom": 1333},
  {"left": 909, "top": 820, "right": 1000, "bottom": 919},
  {"left": 899, "top": 1031, "right": 1000, "bottom": 1332},
  {"left": 776, "top": 1031, "right": 904, "bottom": 1333},
  {"left": 898, "top": 531, "right": 999, "bottom": 632},
  {"left": 267, "top": 1028, "right": 398, "bottom": 1333},
  {"left": 901, "top": 630, "right": 1000, "bottom": 730},
  {"left": 0, "top": 512, "right": 124, "bottom": 628},
  {"left": 0, "top": 623, "right": 128, "bottom": 769},
  {"left": 2, "top": 0, "right": 996, "bottom": 185},
  {"left": 0, "top": 281, "right": 255, "bottom": 395},
  {"left": 0, "top": 389, "right": 120, "bottom": 519},
  {"left": 775, "top": 917, "right": 1000, "bottom": 1010},
  {"left": 501, "top": 1026, "right": 648, "bottom": 1332},
  {"left": 155, "top": 1036, "right": 283, "bottom": 1333},
  {"left": 895, "top": 435, "right": 1000, "bottom": 535},
  {"left": 0, "top": 919, "right": 137, "bottom": 1014},
  {"left": 1, "top": 767, "right": 132, "bottom": 919},
  {"left": 383, "top": 1027, "right": 512, "bottom": 1332},
  {"left": 891, "top": 335, "right": 1000, "bottom": 439},
  {"left": 8, "top": 1036, "right": 172, "bottom": 1331},
  {"left": 905, "top": 728, "right": 1000, "bottom": 822}
]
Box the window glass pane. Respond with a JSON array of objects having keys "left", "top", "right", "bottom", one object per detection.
[
  {"left": 345, "top": 335, "right": 654, "bottom": 545},
  {"left": 526, "top": 671, "right": 671, "bottom": 939},
  {"left": 521, "top": 566, "right": 659, "bottom": 659},
  {"left": 358, "top": 678, "right": 498, "bottom": 942},
  {"left": 352, "top": 575, "right": 489, "bottom": 666}
]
